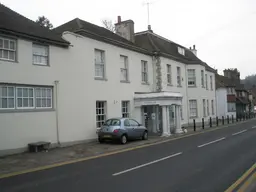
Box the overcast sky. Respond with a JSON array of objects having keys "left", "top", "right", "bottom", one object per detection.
[{"left": 1, "top": 0, "right": 256, "bottom": 78}]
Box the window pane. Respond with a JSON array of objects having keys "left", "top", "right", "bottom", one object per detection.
[
  {"left": 8, "top": 87, "right": 14, "bottom": 97},
  {"left": 10, "top": 41, "right": 15, "bottom": 50},
  {"left": 0, "top": 39, "right": 3, "bottom": 48},
  {"left": 3, "top": 50, "right": 8, "bottom": 59},
  {"left": 2, "top": 98, "right": 7, "bottom": 108},
  {"left": 8, "top": 98, "right": 14, "bottom": 108},
  {"left": 29, "top": 89, "right": 33, "bottom": 97},
  {"left": 47, "top": 89, "right": 52, "bottom": 97},
  {"left": 0, "top": 50, "right": 2, "bottom": 58},
  {"left": 23, "top": 98, "right": 28, "bottom": 107},
  {"left": 17, "top": 98, "right": 22, "bottom": 107},
  {"left": 9, "top": 51, "right": 15, "bottom": 60},
  {"left": 23, "top": 88, "right": 28, "bottom": 97},
  {"left": 35, "top": 88, "right": 41, "bottom": 97},
  {"left": 29, "top": 98, "right": 34, "bottom": 107},
  {"left": 46, "top": 99, "right": 51, "bottom": 107},
  {"left": 3, "top": 39, "right": 9, "bottom": 49},
  {"left": 2, "top": 87, "right": 7, "bottom": 97},
  {"left": 42, "top": 98, "right": 46, "bottom": 107},
  {"left": 36, "top": 98, "right": 42, "bottom": 107},
  {"left": 17, "top": 88, "right": 22, "bottom": 97}
]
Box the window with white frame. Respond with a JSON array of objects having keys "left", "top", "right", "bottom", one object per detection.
[
  {"left": 201, "top": 70, "right": 204, "bottom": 88},
  {"left": 178, "top": 47, "right": 185, "bottom": 55},
  {"left": 141, "top": 60, "right": 148, "bottom": 83},
  {"left": 211, "top": 100, "right": 215, "bottom": 115},
  {"left": 16, "top": 87, "right": 34, "bottom": 109},
  {"left": 207, "top": 99, "right": 209, "bottom": 115},
  {"left": 205, "top": 74, "right": 208, "bottom": 89},
  {"left": 210, "top": 75, "right": 213, "bottom": 90},
  {"left": 0, "top": 37, "right": 16, "bottom": 61},
  {"left": 189, "top": 100, "right": 197, "bottom": 118},
  {"left": 0, "top": 85, "right": 53, "bottom": 110},
  {"left": 120, "top": 55, "right": 128, "bottom": 81},
  {"left": 203, "top": 99, "right": 206, "bottom": 117},
  {"left": 0, "top": 86, "right": 15, "bottom": 109},
  {"left": 95, "top": 49, "right": 105, "bottom": 78},
  {"left": 35, "top": 88, "right": 52, "bottom": 108},
  {"left": 167, "top": 64, "right": 172, "bottom": 84},
  {"left": 187, "top": 69, "right": 196, "bottom": 86},
  {"left": 96, "top": 101, "right": 106, "bottom": 128},
  {"left": 177, "top": 67, "right": 181, "bottom": 86},
  {"left": 33, "top": 44, "right": 49, "bottom": 65},
  {"left": 122, "top": 101, "right": 130, "bottom": 118}
]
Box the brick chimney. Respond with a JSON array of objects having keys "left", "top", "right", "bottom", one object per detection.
[
  {"left": 191, "top": 45, "right": 197, "bottom": 56},
  {"left": 115, "top": 16, "right": 135, "bottom": 43}
]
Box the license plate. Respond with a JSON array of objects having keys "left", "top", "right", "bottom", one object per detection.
[{"left": 103, "top": 135, "right": 112, "bottom": 138}]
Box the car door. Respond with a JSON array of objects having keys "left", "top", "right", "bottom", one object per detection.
[
  {"left": 124, "top": 119, "right": 135, "bottom": 138},
  {"left": 129, "top": 119, "right": 141, "bottom": 138}
]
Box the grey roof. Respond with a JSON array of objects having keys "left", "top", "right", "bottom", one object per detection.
[
  {"left": 0, "top": 3, "right": 69, "bottom": 47},
  {"left": 216, "top": 74, "right": 236, "bottom": 88}
]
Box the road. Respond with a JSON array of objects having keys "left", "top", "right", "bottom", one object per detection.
[{"left": 0, "top": 120, "right": 256, "bottom": 192}]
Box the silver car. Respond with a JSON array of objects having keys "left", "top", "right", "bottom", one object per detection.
[{"left": 97, "top": 118, "right": 148, "bottom": 144}]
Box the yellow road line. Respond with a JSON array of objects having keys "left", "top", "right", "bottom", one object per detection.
[
  {"left": 0, "top": 119, "right": 254, "bottom": 180},
  {"left": 238, "top": 172, "right": 256, "bottom": 192},
  {"left": 225, "top": 163, "right": 256, "bottom": 192}
]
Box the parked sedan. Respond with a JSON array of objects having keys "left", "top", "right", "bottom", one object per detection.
[{"left": 97, "top": 118, "right": 148, "bottom": 144}]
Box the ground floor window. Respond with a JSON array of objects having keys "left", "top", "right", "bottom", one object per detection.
[
  {"left": 211, "top": 100, "right": 215, "bottom": 115},
  {"left": 228, "top": 102, "right": 236, "bottom": 112},
  {"left": 0, "top": 84, "right": 53, "bottom": 110},
  {"left": 189, "top": 100, "right": 197, "bottom": 118},
  {"left": 122, "top": 101, "right": 130, "bottom": 118},
  {"left": 96, "top": 101, "right": 107, "bottom": 128}
]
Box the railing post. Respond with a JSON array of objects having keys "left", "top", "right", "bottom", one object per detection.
[
  {"left": 193, "top": 119, "right": 196, "bottom": 132},
  {"left": 227, "top": 115, "right": 229, "bottom": 124},
  {"left": 209, "top": 117, "right": 212, "bottom": 127},
  {"left": 216, "top": 116, "right": 219, "bottom": 126},
  {"left": 202, "top": 118, "right": 204, "bottom": 129},
  {"left": 222, "top": 116, "right": 224, "bottom": 125}
]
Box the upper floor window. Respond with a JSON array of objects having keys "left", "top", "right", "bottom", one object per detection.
[
  {"left": 189, "top": 100, "right": 198, "bottom": 118},
  {"left": 94, "top": 49, "right": 105, "bottom": 78},
  {"left": 210, "top": 75, "right": 213, "bottom": 90},
  {"left": 33, "top": 44, "right": 49, "bottom": 66},
  {"left": 167, "top": 64, "right": 172, "bottom": 85},
  {"left": 178, "top": 47, "right": 185, "bottom": 55},
  {"left": 0, "top": 37, "right": 16, "bottom": 61},
  {"left": 205, "top": 74, "right": 208, "bottom": 89},
  {"left": 141, "top": 60, "right": 148, "bottom": 83},
  {"left": 187, "top": 69, "right": 196, "bottom": 86},
  {"left": 177, "top": 67, "right": 181, "bottom": 86},
  {"left": 120, "top": 55, "right": 129, "bottom": 82},
  {"left": 201, "top": 70, "right": 204, "bottom": 88}
]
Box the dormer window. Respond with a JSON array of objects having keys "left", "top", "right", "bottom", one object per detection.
[{"left": 178, "top": 47, "right": 185, "bottom": 55}]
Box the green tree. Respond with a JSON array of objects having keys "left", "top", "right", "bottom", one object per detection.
[{"left": 36, "top": 16, "right": 53, "bottom": 29}]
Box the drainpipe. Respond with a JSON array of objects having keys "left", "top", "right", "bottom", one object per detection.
[
  {"left": 54, "top": 80, "right": 60, "bottom": 146},
  {"left": 185, "top": 65, "right": 190, "bottom": 126}
]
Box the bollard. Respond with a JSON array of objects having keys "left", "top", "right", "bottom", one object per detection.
[
  {"left": 193, "top": 119, "right": 196, "bottom": 132},
  {"left": 216, "top": 116, "right": 219, "bottom": 126},
  {"left": 209, "top": 117, "right": 212, "bottom": 127},
  {"left": 227, "top": 115, "right": 229, "bottom": 124},
  {"left": 202, "top": 118, "right": 204, "bottom": 129},
  {"left": 240, "top": 115, "right": 242, "bottom": 121},
  {"left": 222, "top": 116, "right": 224, "bottom": 125},
  {"left": 232, "top": 115, "right": 234, "bottom": 123}
]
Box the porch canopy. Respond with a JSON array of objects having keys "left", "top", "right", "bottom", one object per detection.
[{"left": 134, "top": 91, "right": 183, "bottom": 107}]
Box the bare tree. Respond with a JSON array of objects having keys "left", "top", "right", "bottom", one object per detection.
[
  {"left": 36, "top": 16, "right": 53, "bottom": 29},
  {"left": 102, "top": 19, "right": 116, "bottom": 32}
]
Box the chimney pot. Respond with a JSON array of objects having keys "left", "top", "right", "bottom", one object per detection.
[
  {"left": 193, "top": 45, "right": 195, "bottom": 50},
  {"left": 117, "top": 16, "right": 121, "bottom": 23},
  {"left": 189, "top": 47, "right": 191, "bottom": 50},
  {"left": 148, "top": 25, "right": 151, "bottom": 30}
]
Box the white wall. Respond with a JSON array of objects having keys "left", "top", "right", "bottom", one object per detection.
[{"left": 216, "top": 88, "right": 227, "bottom": 118}]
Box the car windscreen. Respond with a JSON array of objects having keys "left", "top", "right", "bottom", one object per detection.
[{"left": 103, "top": 119, "right": 121, "bottom": 126}]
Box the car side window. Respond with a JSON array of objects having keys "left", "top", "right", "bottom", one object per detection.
[
  {"left": 129, "top": 119, "right": 139, "bottom": 126},
  {"left": 124, "top": 119, "right": 130, "bottom": 126}
]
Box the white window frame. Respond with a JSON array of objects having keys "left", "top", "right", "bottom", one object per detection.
[
  {"left": 32, "top": 44, "right": 49, "bottom": 66},
  {"left": 177, "top": 67, "right": 181, "bottom": 86},
  {"left": 122, "top": 101, "right": 130, "bottom": 118},
  {"left": 167, "top": 64, "right": 172, "bottom": 85},
  {"left": 96, "top": 101, "right": 107, "bottom": 128},
  {"left": 210, "top": 75, "right": 213, "bottom": 90},
  {"left": 211, "top": 100, "right": 214, "bottom": 115},
  {"left": 120, "top": 55, "right": 129, "bottom": 82},
  {"left": 0, "top": 86, "right": 15, "bottom": 109},
  {"left": 189, "top": 100, "right": 198, "bottom": 118},
  {"left": 201, "top": 70, "right": 204, "bottom": 88},
  {"left": 178, "top": 47, "right": 185, "bottom": 55},
  {"left": 0, "top": 36, "right": 16, "bottom": 61},
  {"left": 205, "top": 74, "right": 208, "bottom": 90},
  {"left": 141, "top": 60, "right": 148, "bottom": 83},
  {"left": 35, "top": 87, "right": 53, "bottom": 109},
  {"left": 16, "top": 87, "right": 35, "bottom": 109},
  {"left": 187, "top": 69, "right": 196, "bottom": 86},
  {"left": 94, "top": 49, "right": 105, "bottom": 78},
  {"left": 203, "top": 99, "right": 206, "bottom": 117},
  {"left": 207, "top": 99, "right": 209, "bottom": 115}
]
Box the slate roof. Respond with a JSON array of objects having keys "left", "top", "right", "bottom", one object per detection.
[
  {"left": 215, "top": 74, "right": 236, "bottom": 88},
  {"left": 54, "top": 18, "right": 150, "bottom": 55},
  {"left": 0, "top": 3, "right": 69, "bottom": 47},
  {"left": 135, "top": 32, "right": 216, "bottom": 73}
]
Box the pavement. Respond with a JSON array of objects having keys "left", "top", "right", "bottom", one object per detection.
[{"left": 0, "top": 119, "right": 256, "bottom": 192}]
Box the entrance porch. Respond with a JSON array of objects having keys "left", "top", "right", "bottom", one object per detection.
[{"left": 134, "top": 92, "right": 183, "bottom": 136}]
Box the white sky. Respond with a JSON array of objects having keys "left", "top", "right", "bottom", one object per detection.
[{"left": 1, "top": 0, "right": 256, "bottom": 78}]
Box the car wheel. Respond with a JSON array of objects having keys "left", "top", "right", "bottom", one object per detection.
[
  {"left": 98, "top": 137, "right": 104, "bottom": 143},
  {"left": 142, "top": 131, "right": 148, "bottom": 140},
  {"left": 120, "top": 135, "right": 127, "bottom": 144}
]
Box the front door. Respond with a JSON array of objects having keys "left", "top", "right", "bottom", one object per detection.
[{"left": 143, "top": 105, "right": 161, "bottom": 135}]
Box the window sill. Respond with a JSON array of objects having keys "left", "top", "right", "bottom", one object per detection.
[
  {"left": 188, "top": 85, "right": 197, "bottom": 88},
  {"left": 94, "top": 77, "right": 108, "bottom": 81},
  {"left": 33, "top": 63, "right": 50, "bottom": 67},
  {"left": 167, "top": 83, "right": 173, "bottom": 86},
  {"left": 142, "top": 82, "right": 150, "bottom": 85},
  {"left": 0, "top": 108, "right": 55, "bottom": 113},
  {"left": 120, "top": 80, "right": 130, "bottom": 83},
  {"left": 0, "top": 59, "right": 18, "bottom": 64}
]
